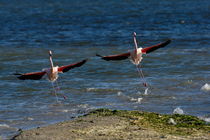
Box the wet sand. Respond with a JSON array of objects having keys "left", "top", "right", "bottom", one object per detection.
[{"left": 12, "top": 109, "right": 210, "bottom": 140}]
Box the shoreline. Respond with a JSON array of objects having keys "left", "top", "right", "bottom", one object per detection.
[{"left": 11, "top": 109, "right": 210, "bottom": 140}]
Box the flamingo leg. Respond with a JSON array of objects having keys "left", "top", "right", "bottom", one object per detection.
[
  {"left": 51, "top": 82, "right": 59, "bottom": 102},
  {"left": 55, "top": 80, "right": 67, "bottom": 100},
  {"left": 135, "top": 64, "right": 148, "bottom": 87}
]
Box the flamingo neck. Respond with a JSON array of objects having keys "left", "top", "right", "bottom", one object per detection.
[
  {"left": 49, "top": 56, "right": 54, "bottom": 69},
  {"left": 133, "top": 33, "right": 138, "bottom": 51}
]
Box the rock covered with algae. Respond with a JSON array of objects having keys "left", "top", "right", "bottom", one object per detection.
[{"left": 12, "top": 109, "right": 210, "bottom": 140}]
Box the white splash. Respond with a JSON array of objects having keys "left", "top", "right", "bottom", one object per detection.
[
  {"left": 117, "top": 91, "right": 122, "bottom": 96},
  {"left": 129, "top": 97, "right": 143, "bottom": 103},
  {"left": 199, "top": 116, "right": 210, "bottom": 123},
  {"left": 204, "top": 118, "right": 210, "bottom": 123},
  {"left": 0, "top": 124, "right": 10, "bottom": 128},
  {"left": 203, "top": 118, "right": 210, "bottom": 123},
  {"left": 27, "top": 117, "right": 34, "bottom": 121},
  {"left": 173, "top": 107, "right": 184, "bottom": 115},
  {"left": 144, "top": 88, "right": 149, "bottom": 95},
  {"left": 62, "top": 110, "right": 69, "bottom": 113},
  {"left": 201, "top": 83, "right": 210, "bottom": 92},
  {"left": 171, "top": 96, "right": 176, "bottom": 100},
  {"left": 137, "top": 98, "right": 143, "bottom": 103},
  {"left": 136, "top": 88, "right": 149, "bottom": 95},
  {"left": 117, "top": 92, "right": 142, "bottom": 103},
  {"left": 86, "top": 88, "right": 97, "bottom": 92},
  {"left": 77, "top": 104, "right": 89, "bottom": 109},
  {"left": 130, "top": 97, "right": 136, "bottom": 101}
]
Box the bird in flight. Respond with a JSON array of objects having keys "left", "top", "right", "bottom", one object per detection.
[
  {"left": 15, "top": 50, "right": 88, "bottom": 100},
  {"left": 96, "top": 32, "right": 171, "bottom": 88}
]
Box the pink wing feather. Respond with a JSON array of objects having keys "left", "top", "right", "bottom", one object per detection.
[
  {"left": 141, "top": 40, "right": 171, "bottom": 54},
  {"left": 15, "top": 71, "right": 46, "bottom": 80},
  {"left": 58, "top": 59, "right": 88, "bottom": 73},
  {"left": 96, "top": 52, "right": 130, "bottom": 61}
]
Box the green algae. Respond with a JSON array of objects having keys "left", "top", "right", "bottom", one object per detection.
[{"left": 87, "top": 108, "right": 210, "bottom": 136}]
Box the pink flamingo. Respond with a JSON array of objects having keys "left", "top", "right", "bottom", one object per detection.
[
  {"left": 96, "top": 32, "right": 171, "bottom": 87},
  {"left": 15, "top": 50, "right": 88, "bottom": 100}
]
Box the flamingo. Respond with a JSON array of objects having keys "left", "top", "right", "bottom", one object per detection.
[
  {"left": 14, "top": 50, "right": 88, "bottom": 100},
  {"left": 96, "top": 32, "right": 171, "bottom": 87}
]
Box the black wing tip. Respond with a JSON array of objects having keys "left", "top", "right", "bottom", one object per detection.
[
  {"left": 17, "top": 78, "right": 25, "bottom": 80},
  {"left": 16, "top": 75, "right": 43, "bottom": 80},
  {"left": 14, "top": 73, "right": 44, "bottom": 80},
  {"left": 96, "top": 53, "right": 110, "bottom": 61},
  {"left": 96, "top": 53, "right": 103, "bottom": 57},
  {"left": 17, "top": 75, "right": 26, "bottom": 80},
  {"left": 82, "top": 58, "right": 88, "bottom": 64},
  {"left": 81, "top": 58, "right": 88, "bottom": 63},
  {"left": 166, "top": 39, "right": 171, "bottom": 44},
  {"left": 75, "top": 58, "right": 88, "bottom": 67},
  {"left": 13, "top": 73, "right": 25, "bottom": 80},
  {"left": 159, "top": 39, "right": 171, "bottom": 47}
]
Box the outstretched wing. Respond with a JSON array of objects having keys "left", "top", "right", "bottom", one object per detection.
[
  {"left": 58, "top": 59, "right": 88, "bottom": 73},
  {"left": 96, "top": 52, "right": 130, "bottom": 61},
  {"left": 141, "top": 40, "right": 171, "bottom": 54},
  {"left": 14, "top": 71, "right": 46, "bottom": 80}
]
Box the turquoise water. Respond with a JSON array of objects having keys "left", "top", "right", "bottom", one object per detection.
[{"left": 0, "top": 0, "right": 210, "bottom": 139}]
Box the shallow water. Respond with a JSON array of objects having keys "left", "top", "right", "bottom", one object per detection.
[{"left": 0, "top": 0, "right": 210, "bottom": 139}]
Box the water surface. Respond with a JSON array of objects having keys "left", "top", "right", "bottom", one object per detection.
[{"left": 0, "top": 0, "right": 210, "bottom": 139}]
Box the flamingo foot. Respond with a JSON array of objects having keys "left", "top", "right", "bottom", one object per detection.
[
  {"left": 63, "top": 95, "right": 67, "bottom": 100},
  {"left": 143, "top": 83, "right": 148, "bottom": 87}
]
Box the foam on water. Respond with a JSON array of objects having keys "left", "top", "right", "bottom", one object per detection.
[
  {"left": 203, "top": 118, "right": 210, "bottom": 123},
  {"left": 117, "top": 91, "right": 122, "bottom": 96},
  {"left": 0, "top": 124, "right": 10, "bottom": 128},
  {"left": 144, "top": 88, "right": 149, "bottom": 95},
  {"left": 61, "top": 110, "right": 69, "bottom": 113},
  {"left": 117, "top": 92, "right": 143, "bottom": 103},
  {"left": 173, "top": 107, "right": 184, "bottom": 115},
  {"left": 201, "top": 83, "right": 210, "bottom": 92},
  {"left": 137, "top": 98, "right": 143, "bottom": 103},
  {"left": 86, "top": 88, "right": 96, "bottom": 92},
  {"left": 136, "top": 88, "right": 149, "bottom": 95},
  {"left": 199, "top": 116, "right": 210, "bottom": 123},
  {"left": 26, "top": 117, "right": 34, "bottom": 121}
]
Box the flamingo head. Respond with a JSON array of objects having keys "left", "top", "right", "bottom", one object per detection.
[
  {"left": 49, "top": 50, "right": 52, "bottom": 57},
  {"left": 133, "top": 32, "right": 137, "bottom": 37}
]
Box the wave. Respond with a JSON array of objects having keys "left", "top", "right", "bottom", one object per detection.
[
  {"left": 198, "top": 116, "right": 210, "bottom": 123},
  {"left": 117, "top": 91, "right": 143, "bottom": 103},
  {"left": 86, "top": 87, "right": 119, "bottom": 92},
  {"left": 0, "top": 124, "right": 10, "bottom": 128},
  {"left": 203, "top": 118, "right": 210, "bottom": 123},
  {"left": 173, "top": 107, "right": 184, "bottom": 115}
]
